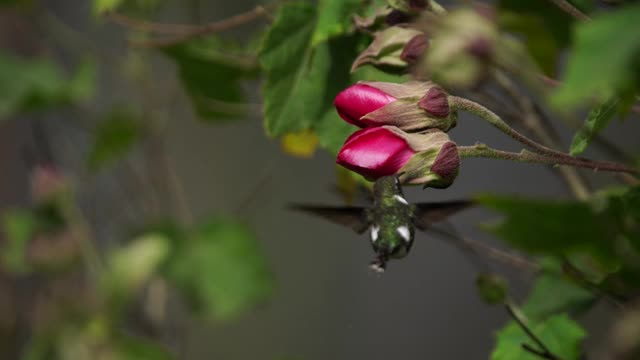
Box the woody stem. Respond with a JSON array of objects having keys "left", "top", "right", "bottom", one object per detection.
[{"left": 458, "top": 144, "right": 639, "bottom": 174}]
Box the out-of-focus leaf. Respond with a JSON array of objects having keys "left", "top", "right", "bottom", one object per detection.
[
  {"left": 492, "top": 314, "right": 586, "bottom": 360},
  {"left": 103, "top": 234, "right": 169, "bottom": 305},
  {"left": 117, "top": 335, "right": 174, "bottom": 360},
  {"left": 164, "top": 37, "right": 257, "bottom": 121},
  {"left": 280, "top": 129, "right": 319, "bottom": 158},
  {"left": 570, "top": 97, "right": 619, "bottom": 156},
  {"left": 165, "top": 218, "right": 272, "bottom": 320},
  {"left": 88, "top": 109, "right": 141, "bottom": 171},
  {"left": 478, "top": 194, "right": 618, "bottom": 264},
  {"left": 0, "top": 53, "right": 95, "bottom": 120},
  {"left": 552, "top": 4, "right": 640, "bottom": 108},
  {"left": 1, "top": 210, "right": 36, "bottom": 273},
  {"left": 523, "top": 265, "right": 594, "bottom": 319},
  {"left": 311, "top": 0, "right": 361, "bottom": 46},
  {"left": 93, "top": 0, "right": 123, "bottom": 13},
  {"left": 498, "top": 0, "right": 574, "bottom": 76}
]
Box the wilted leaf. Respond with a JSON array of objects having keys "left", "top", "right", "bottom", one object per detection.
[
  {"left": 164, "top": 37, "right": 257, "bottom": 121},
  {"left": 0, "top": 53, "right": 94, "bottom": 120},
  {"left": 88, "top": 108, "right": 141, "bottom": 171},
  {"left": 165, "top": 218, "right": 272, "bottom": 320},
  {"left": 492, "top": 314, "right": 586, "bottom": 360},
  {"left": 570, "top": 97, "right": 619, "bottom": 156},
  {"left": 552, "top": 4, "right": 640, "bottom": 108}
]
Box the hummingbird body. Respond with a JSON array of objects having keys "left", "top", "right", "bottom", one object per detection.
[{"left": 292, "top": 175, "right": 472, "bottom": 272}]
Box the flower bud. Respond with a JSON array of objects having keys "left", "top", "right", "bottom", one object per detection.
[
  {"left": 351, "top": 27, "right": 426, "bottom": 72},
  {"left": 334, "top": 81, "right": 457, "bottom": 132},
  {"left": 423, "top": 7, "right": 498, "bottom": 89},
  {"left": 400, "top": 34, "right": 429, "bottom": 64},
  {"left": 336, "top": 126, "right": 459, "bottom": 188}
]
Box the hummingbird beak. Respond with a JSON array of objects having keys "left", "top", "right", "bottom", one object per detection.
[{"left": 369, "top": 253, "right": 388, "bottom": 273}]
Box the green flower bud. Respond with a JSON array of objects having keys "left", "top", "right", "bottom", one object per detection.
[
  {"left": 423, "top": 7, "right": 498, "bottom": 89},
  {"left": 351, "top": 27, "right": 425, "bottom": 72}
]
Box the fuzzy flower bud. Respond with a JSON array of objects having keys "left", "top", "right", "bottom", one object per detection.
[
  {"left": 334, "top": 81, "right": 457, "bottom": 132},
  {"left": 336, "top": 126, "right": 459, "bottom": 188},
  {"left": 423, "top": 7, "right": 498, "bottom": 89},
  {"left": 351, "top": 27, "right": 427, "bottom": 72}
]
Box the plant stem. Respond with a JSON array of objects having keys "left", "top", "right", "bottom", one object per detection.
[
  {"left": 451, "top": 96, "right": 571, "bottom": 158},
  {"left": 458, "top": 144, "right": 639, "bottom": 174},
  {"left": 505, "top": 302, "right": 562, "bottom": 360},
  {"left": 491, "top": 71, "right": 591, "bottom": 200}
]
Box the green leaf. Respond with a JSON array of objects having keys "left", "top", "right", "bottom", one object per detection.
[
  {"left": 311, "top": 0, "right": 361, "bottom": 46},
  {"left": 478, "top": 194, "right": 618, "bottom": 263},
  {"left": 88, "top": 108, "right": 141, "bottom": 171},
  {"left": 0, "top": 53, "right": 95, "bottom": 120},
  {"left": 117, "top": 335, "right": 174, "bottom": 360},
  {"left": 103, "top": 234, "right": 170, "bottom": 306},
  {"left": 164, "top": 37, "right": 257, "bottom": 121},
  {"left": 492, "top": 314, "right": 586, "bottom": 360},
  {"left": 1, "top": 210, "right": 36, "bottom": 273},
  {"left": 552, "top": 4, "right": 640, "bottom": 108},
  {"left": 570, "top": 97, "right": 619, "bottom": 156},
  {"left": 259, "top": 3, "right": 320, "bottom": 135},
  {"left": 259, "top": 2, "right": 363, "bottom": 138},
  {"left": 523, "top": 266, "right": 594, "bottom": 319},
  {"left": 93, "top": 0, "right": 123, "bottom": 13},
  {"left": 165, "top": 218, "right": 272, "bottom": 320}
]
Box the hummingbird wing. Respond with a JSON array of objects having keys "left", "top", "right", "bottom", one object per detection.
[
  {"left": 289, "top": 204, "right": 370, "bottom": 234},
  {"left": 413, "top": 200, "right": 474, "bottom": 230}
]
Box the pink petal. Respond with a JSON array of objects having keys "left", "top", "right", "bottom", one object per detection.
[
  {"left": 337, "top": 127, "right": 415, "bottom": 179},
  {"left": 334, "top": 84, "right": 396, "bottom": 127}
]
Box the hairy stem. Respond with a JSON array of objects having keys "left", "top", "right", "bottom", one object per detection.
[
  {"left": 458, "top": 144, "right": 639, "bottom": 174},
  {"left": 491, "top": 71, "right": 591, "bottom": 200},
  {"left": 452, "top": 96, "right": 572, "bottom": 158}
]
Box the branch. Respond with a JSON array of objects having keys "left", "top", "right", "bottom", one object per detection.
[
  {"left": 458, "top": 144, "right": 639, "bottom": 175},
  {"left": 546, "top": 0, "right": 591, "bottom": 21},
  {"left": 505, "top": 302, "right": 562, "bottom": 360},
  {"left": 109, "top": 5, "right": 274, "bottom": 48}
]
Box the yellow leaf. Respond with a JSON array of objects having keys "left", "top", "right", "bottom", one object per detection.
[{"left": 280, "top": 130, "right": 319, "bottom": 158}]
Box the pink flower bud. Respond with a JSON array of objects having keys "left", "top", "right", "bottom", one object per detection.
[
  {"left": 335, "top": 81, "right": 457, "bottom": 132},
  {"left": 334, "top": 84, "right": 396, "bottom": 127},
  {"left": 336, "top": 126, "right": 415, "bottom": 180},
  {"left": 337, "top": 126, "right": 460, "bottom": 187}
]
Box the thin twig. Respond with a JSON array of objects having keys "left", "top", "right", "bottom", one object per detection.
[
  {"left": 492, "top": 71, "right": 591, "bottom": 200},
  {"left": 458, "top": 144, "right": 638, "bottom": 174},
  {"left": 505, "top": 302, "right": 562, "bottom": 360},
  {"left": 112, "top": 5, "right": 275, "bottom": 48},
  {"left": 546, "top": 0, "right": 591, "bottom": 21},
  {"left": 107, "top": 12, "right": 203, "bottom": 34}
]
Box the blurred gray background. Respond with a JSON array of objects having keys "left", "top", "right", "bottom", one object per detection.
[{"left": 2, "top": 0, "right": 638, "bottom": 359}]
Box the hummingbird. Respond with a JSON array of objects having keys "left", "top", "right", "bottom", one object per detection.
[{"left": 292, "top": 175, "right": 473, "bottom": 272}]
